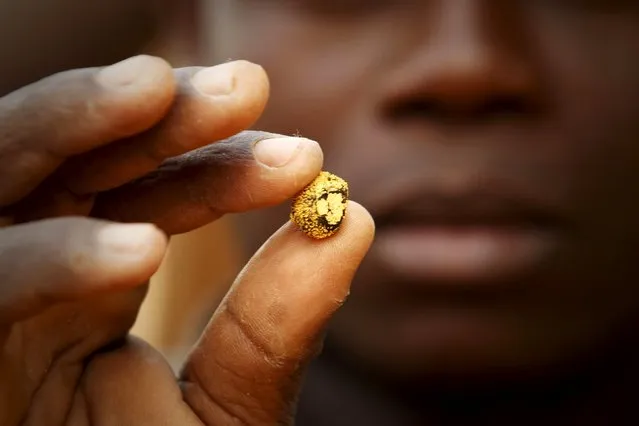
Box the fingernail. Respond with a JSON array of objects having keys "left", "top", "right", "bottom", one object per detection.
[
  {"left": 253, "top": 137, "right": 304, "bottom": 168},
  {"left": 98, "top": 223, "right": 159, "bottom": 253},
  {"left": 97, "top": 55, "right": 160, "bottom": 88},
  {"left": 191, "top": 63, "right": 236, "bottom": 96}
]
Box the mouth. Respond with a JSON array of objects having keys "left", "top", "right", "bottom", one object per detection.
[{"left": 370, "top": 190, "right": 566, "bottom": 285}]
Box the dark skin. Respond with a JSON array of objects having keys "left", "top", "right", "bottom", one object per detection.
[
  {"left": 4, "top": 0, "right": 639, "bottom": 424},
  {"left": 0, "top": 2, "right": 377, "bottom": 425},
  {"left": 0, "top": 54, "right": 375, "bottom": 424},
  {"left": 197, "top": 0, "right": 639, "bottom": 424}
]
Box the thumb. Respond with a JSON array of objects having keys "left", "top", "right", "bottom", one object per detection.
[{"left": 181, "top": 201, "right": 375, "bottom": 425}]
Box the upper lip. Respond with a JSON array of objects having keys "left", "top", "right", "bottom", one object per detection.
[{"left": 370, "top": 185, "right": 565, "bottom": 231}]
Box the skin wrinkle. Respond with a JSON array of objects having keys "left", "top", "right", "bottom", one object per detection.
[
  {"left": 180, "top": 204, "right": 370, "bottom": 423},
  {"left": 65, "top": 388, "right": 89, "bottom": 426},
  {"left": 222, "top": 303, "right": 288, "bottom": 369},
  {"left": 37, "top": 364, "right": 84, "bottom": 426},
  {"left": 184, "top": 1, "right": 639, "bottom": 423},
  {"left": 179, "top": 141, "right": 256, "bottom": 215},
  {"left": 89, "top": 132, "right": 271, "bottom": 226},
  {"left": 17, "top": 332, "right": 86, "bottom": 426},
  {"left": 193, "top": 383, "right": 251, "bottom": 426},
  {"left": 184, "top": 356, "right": 268, "bottom": 426},
  {"left": 0, "top": 24, "right": 369, "bottom": 422}
]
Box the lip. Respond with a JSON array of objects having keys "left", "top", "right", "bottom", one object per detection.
[{"left": 369, "top": 190, "right": 566, "bottom": 285}]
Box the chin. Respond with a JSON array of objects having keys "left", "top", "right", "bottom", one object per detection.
[{"left": 327, "top": 306, "right": 606, "bottom": 389}]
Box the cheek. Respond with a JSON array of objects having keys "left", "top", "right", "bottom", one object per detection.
[
  {"left": 535, "top": 11, "right": 639, "bottom": 161},
  {"left": 521, "top": 11, "right": 639, "bottom": 234}
]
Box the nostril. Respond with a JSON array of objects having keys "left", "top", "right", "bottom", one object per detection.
[
  {"left": 386, "top": 99, "right": 439, "bottom": 122},
  {"left": 479, "top": 94, "right": 533, "bottom": 118}
]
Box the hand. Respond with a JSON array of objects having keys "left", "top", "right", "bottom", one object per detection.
[{"left": 0, "top": 55, "right": 374, "bottom": 425}]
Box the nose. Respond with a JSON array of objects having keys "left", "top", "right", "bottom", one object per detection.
[{"left": 381, "top": 0, "right": 542, "bottom": 124}]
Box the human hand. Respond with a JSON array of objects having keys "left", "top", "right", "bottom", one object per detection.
[{"left": 0, "top": 55, "right": 374, "bottom": 425}]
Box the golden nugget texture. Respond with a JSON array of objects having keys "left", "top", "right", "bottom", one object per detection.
[{"left": 290, "top": 171, "right": 349, "bottom": 239}]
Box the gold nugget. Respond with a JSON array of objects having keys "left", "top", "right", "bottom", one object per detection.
[{"left": 290, "top": 171, "right": 349, "bottom": 239}]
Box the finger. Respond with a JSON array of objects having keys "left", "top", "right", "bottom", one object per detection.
[
  {"left": 64, "top": 60, "right": 270, "bottom": 195},
  {"left": 92, "top": 131, "right": 324, "bottom": 235},
  {"left": 0, "top": 55, "right": 175, "bottom": 207},
  {"left": 0, "top": 217, "right": 167, "bottom": 323},
  {"left": 79, "top": 336, "right": 202, "bottom": 426},
  {"left": 181, "top": 202, "right": 375, "bottom": 426}
]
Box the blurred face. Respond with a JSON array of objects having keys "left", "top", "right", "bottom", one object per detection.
[{"left": 201, "top": 0, "right": 639, "bottom": 380}]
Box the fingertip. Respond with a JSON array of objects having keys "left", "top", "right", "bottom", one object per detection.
[
  {"left": 276, "top": 201, "right": 375, "bottom": 288},
  {"left": 234, "top": 134, "right": 325, "bottom": 212},
  {"left": 335, "top": 201, "right": 376, "bottom": 255},
  {"left": 232, "top": 60, "right": 270, "bottom": 116},
  {"left": 258, "top": 200, "right": 374, "bottom": 293},
  {"left": 345, "top": 201, "right": 376, "bottom": 240},
  {"left": 96, "top": 55, "right": 174, "bottom": 91},
  {"left": 191, "top": 60, "right": 269, "bottom": 99},
  {"left": 184, "top": 60, "right": 271, "bottom": 140},
  {"left": 126, "top": 223, "right": 169, "bottom": 284},
  {"left": 292, "top": 137, "right": 325, "bottom": 174},
  {"left": 253, "top": 135, "right": 324, "bottom": 172},
  {"left": 92, "top": 222, "right": 168, "bottom": 287},
  {"left": 74, "top": 55, "right": 177, "bottom": 147},
  {"left": 96, "top": 221, "right": 168, "bottom": 255},
  {"left": 281, "top": 200, "right": 374, "bottom": 247}
]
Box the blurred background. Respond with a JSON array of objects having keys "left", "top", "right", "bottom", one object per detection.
[{"left": 0, "top": 0, "right": 237, "bottom": 369}]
